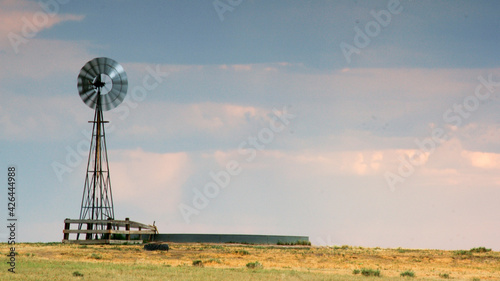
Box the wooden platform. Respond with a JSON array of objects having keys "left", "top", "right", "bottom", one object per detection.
[{"left": 62, "top": 218, "right": 157, "bottom": 245}]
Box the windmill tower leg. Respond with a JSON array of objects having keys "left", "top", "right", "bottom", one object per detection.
[{"left": 78, "top": 102, "right": 115, "bottom": 240}]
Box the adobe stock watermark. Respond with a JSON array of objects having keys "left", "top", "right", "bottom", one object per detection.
[
  {"left": 213, "top": 0, "right": 243, "bottom": 22},
  {"left": 385, "top": 74, "right": 500, "bottom": 191},
  {"left": 51, "top": 65, "right": 169, "bottom": 182},
  {"left": 8, "top": 0, "right": 72, "bottom": 54},
  {"left": 340, "top": 0, "right": 403, "bottom": 64},
  {"left": 178, "top": 106, "right": 295, "bottom": 224}
]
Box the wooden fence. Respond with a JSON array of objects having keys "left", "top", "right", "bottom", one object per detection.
[{"left": 62, "top": 218, "right": 157, "bottom": 245}]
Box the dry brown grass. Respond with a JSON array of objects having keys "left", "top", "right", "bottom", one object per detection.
[{"left": 2, "top": 243, "right": 500, "bottom": 280}]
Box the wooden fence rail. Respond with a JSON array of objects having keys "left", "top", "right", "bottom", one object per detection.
[{"left": 62, "top": 218, "right": 158, "bottom": 245}]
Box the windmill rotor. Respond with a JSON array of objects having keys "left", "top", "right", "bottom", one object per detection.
[{"left": 77, "top": 57, "right": 128, "bottom": 111}]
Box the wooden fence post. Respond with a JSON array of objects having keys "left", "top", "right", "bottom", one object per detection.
[
  {"left": 63, "top": 219, "right": 70, "bottom": 240},
  {"left": 86, "top": 222, "right": 93, "bottom": 240},
  {"left": 125, "top": 218, "right": 130, "bottom": 241},
  {"left": 105, "top": 218, "right": 112, "bottom": 240}
]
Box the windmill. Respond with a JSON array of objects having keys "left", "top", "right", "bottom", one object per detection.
[
  {"left": 76, "top": 57, "right": 127, "bottom": 239},
  {"left": 62, "top": 58, "right": 158, "bottom": 244}
]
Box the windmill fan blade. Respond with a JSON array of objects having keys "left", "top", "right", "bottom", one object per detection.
[
  {"left": 97, "top": 57, "right": 106, "bottom": 74},
  {"left": 107, "top": 88, "right": 123, "bottom": 106},
  {"left": 90, "top": 59, "right": 100, "bottom": 78},
  {"left": 107, "top": 70, "right": 118, "bottom": 80},
  {"left": 101, "top": 93, "right": 113, "bottom": 109},
  {"left": 103, "top": 83, "right": 112, "bottom": 94},
  {"left": 81, "top": 89, "right": 96, "bottom": 103},
  {"left": 82, "top": 63, "right": 97, "bottom": 78},
  {"left": 77, "top": 57, "right": 128, "bottom": 111}
]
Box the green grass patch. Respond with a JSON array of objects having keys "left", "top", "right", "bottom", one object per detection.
[
  {"left": 361, "top": 268, "right": 380, "bottom": 277},
  {"left": 206, "top": 258, "right": 222, "bottom": 264},
  {"left": 234, "top": 249, "right": 250, "bottom": 255},
  {"left": 454, "top": 250, "right": 472, "bottom": 256},
  {"left": 397, "top": 247, "right": 407, "bottom": 253},
  {"left": 400, "top": 270, "right": 415, "bottom": 277},
  {"left": 1, "top": 259, "right": 370, "bottom": 281},
  {"left": 246, "top": 261, "right": 263, "bottom": 269},
  {"left": 470, "top": 247, "right": 491, "bottom": 253},
  {"left": 439, "top": 273, "right": 450, "bottom": 279},
  {"left": 192, "top": 260, "right": 203, "bottom": 267},
  {"left": 90, "top": 253, "right": 102, "bottom": 260}
]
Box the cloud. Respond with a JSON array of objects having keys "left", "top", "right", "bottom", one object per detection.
[
  {"left": 109, "top": 101, "right": 271, "bottom": 141},
  {"left": 462, "top": 150, "right": 500, "bottom": 169},
  {"left": 232, "top": 64, "right": 252, "bottom": 71},
  {"left": 109, "top": 148, "right": 191, "bottom": 215},
  {"left": 123, "top": 63, "right": 500, "bottom": 141},
  {"left": 0, "top": 0, "right": 84, "bottom": 53},
  {"left": 0, "top": 38, "right": 92, "bottom": 80},
  {"left": 199, "top": 130, "right": 500, "bottom": 192},
  {"left": 0, "top": 91, "right": 86, "bottom": 141}
]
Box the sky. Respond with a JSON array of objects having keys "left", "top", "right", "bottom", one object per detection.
[{"left": 0, "top": 0, "right": 499, "bottom": 250}]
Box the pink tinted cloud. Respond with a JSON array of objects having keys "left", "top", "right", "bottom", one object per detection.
[
  {"left": 112, "top": 102, "right": 267, "bottom": 140},
  {"left": 0, "top": 0, "right": 84, "bottom": 50},
  {"left": 109, "top": 149, "right": 191, "bottom": 214}
]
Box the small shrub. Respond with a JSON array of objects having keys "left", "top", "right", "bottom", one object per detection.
[
  {"left": 78, "top": 245, "right": 88, "bottom": 249},
  {"left": 192, "top": 260, "right": 203, "bottom": 267},
  {"left": 472, "top": 278, "right": 481, "bottom": 281},
  {"left": 439, "top": 273, "right": 450, "bottom": 279},
  {"left": 206, "top": 258, "right": 222, "bottom": 264},
  {"left": 90, "top": 253, "right": 102, "bottom": 260},
  {"left": 361, "top": 268, "right": 380, "bottom": 277},
  {"left": 234, "top": 249, "right": 250, "bottom": 255},
  {"left": 353, "top": 269, "right": 361, "bottom": 275},
  {"left": 400, "top": 270, "right": 415, "bottom": 277},
  {"left": 246, "top": 261, "right": 263, "bottom": 269},
  {"left": 72, "top": 271, "right": 84, "bottom": 277},
  {"left": 454, "top": 250, "right": 472, "bottom": 256},
  {"left": 397, "top": 247, "right": 407, "bottom": 253},
  {"left": 470, "top": 247, "right": 491, "bottom": 253}
]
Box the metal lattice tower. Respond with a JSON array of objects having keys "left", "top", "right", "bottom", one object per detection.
[
  {"left": 78, "top": 99, "right": 114, "bottom": 238},
  {"left": 76, "top": 57, "right": 128, "bottom": 240}
]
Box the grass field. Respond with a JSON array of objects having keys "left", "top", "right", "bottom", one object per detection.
[{"left": 1, "top": 243, "right": 498, "bottom": 280}]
